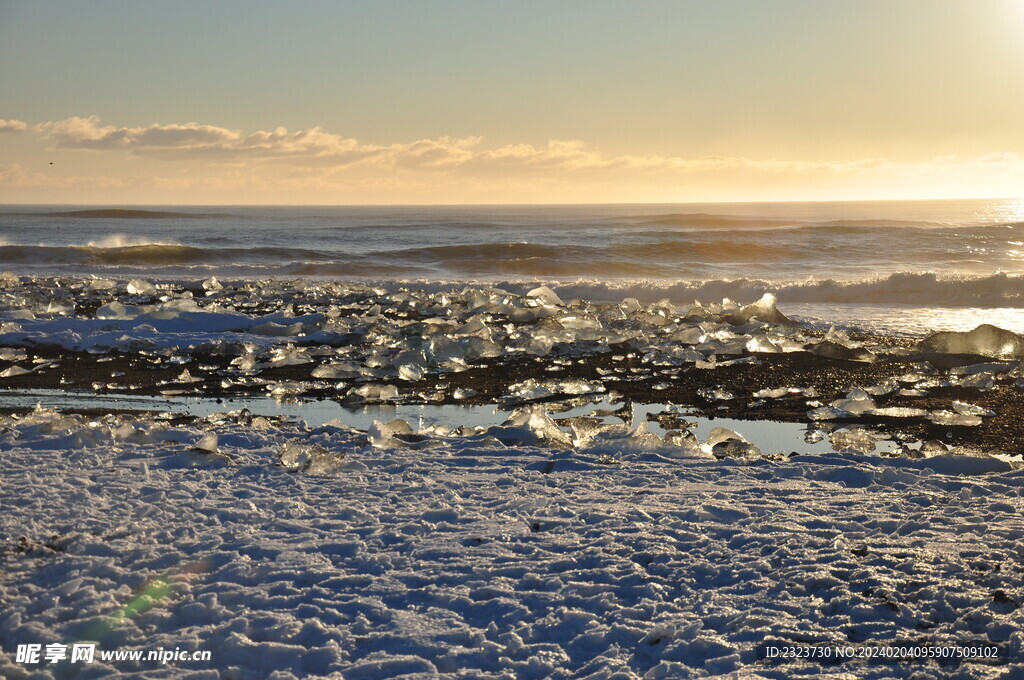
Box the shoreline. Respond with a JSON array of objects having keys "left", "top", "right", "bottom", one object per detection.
[
  {"left": 3, "top": 274, "right": 1024, "bottom": 679},
  {"left": 1, "top": 275, "right": 1022, "bottom": 457},
  {"left": 1, "top": 340, "right": 1021, "bottom": 454}
]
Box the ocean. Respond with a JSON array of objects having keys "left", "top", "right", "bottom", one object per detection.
[{"left": 2, "top": 198, "right": 1024, "bottom": 335}]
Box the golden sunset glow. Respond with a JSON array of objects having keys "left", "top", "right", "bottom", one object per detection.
[{"left": 2, "top": 0, "right": 1023, "bottom": 204}]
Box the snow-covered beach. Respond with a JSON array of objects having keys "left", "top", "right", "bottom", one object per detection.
[
  {"left": 2, "top": 404, "right": 1023, "bottom": 679},
  {"left": 1, "top": 271, "right": 1023, "bottom": 678}
]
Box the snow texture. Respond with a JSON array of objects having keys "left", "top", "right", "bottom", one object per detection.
[{"left": 2, "top": 408, "right": 1023, "bottom": 679}]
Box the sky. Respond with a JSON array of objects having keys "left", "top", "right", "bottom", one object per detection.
[{"left": 2, "top": 0, "right": 1024, "bottom": 205}]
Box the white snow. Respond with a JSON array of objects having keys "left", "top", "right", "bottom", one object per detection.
[
  {"left": 2, "top": 276, "right": 1024, "bottom": 677},
  {"left": 2, "top": 407, "right": 1022, "bottom": 679}
]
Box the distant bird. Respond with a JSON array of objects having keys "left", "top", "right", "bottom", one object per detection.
[{"left": 49, "top": 162, "right": 53, "bottom": 165}]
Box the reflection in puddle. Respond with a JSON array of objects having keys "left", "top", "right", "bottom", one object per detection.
[{"left": 0, "top": 389, "right": 899, "bottom": 456}]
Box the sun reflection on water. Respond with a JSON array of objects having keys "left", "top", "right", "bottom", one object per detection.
[{"left": 976, "top": 199, "right": 1024, "bottom": 225}]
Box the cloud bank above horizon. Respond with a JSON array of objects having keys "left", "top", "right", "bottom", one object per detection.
[{"left": 2, "top": 115, "right": 1023, "bottom": 204}]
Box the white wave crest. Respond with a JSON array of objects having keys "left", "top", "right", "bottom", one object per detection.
[
  {"left": 85, "top": 234, "right": 181, "bottom": 248},
  {"left": 389, "top": 271, "right": 1024, "bottom": 307}
]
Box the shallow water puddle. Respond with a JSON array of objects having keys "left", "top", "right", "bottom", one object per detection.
[
  {"left": 541, "top": 398, "right": 898, "bottom": 455},
  {"left": 0, "top": 389, "right": 899, "bottom": 455}
]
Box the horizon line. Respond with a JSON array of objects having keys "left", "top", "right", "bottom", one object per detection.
[{"left": 2, "top": 196, "right": 1020, "bottom": 209}]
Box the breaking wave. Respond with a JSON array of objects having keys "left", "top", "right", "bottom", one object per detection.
[
  {"left": 621, "top": 213, "right": 961, "bottom": 230},
  {"left": 1, "top": 232, "right": 1020, "bottom": 284},
  {"left": 469, "top": 272, "right": 1024, "bottom": 307},
  {"left": 0, "top": 244, "right": 336, "bottom": 266}
]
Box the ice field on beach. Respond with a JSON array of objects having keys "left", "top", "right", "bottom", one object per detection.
[
  {"left": 2, "top": 273, "right": 1024, "bottom": 678},
  {"left": 2, "top": 407, "right": 1024, "bottom": 679}
]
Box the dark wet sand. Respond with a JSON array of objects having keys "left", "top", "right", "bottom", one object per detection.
[{"left": 2, "top": 341, "right": 1021, "bottom": 455}]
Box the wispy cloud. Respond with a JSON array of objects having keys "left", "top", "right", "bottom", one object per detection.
[
  {"left": 0, "top": 119, "right": 30, "bottom": 134},
  {"left": 37, "top": 116, "right": 478, "bottom": 168},
  {"left": 28, "top": 115, "right": 1024, "bottom": 181},
  {"left": 18, "top": 115, "right": 904, "bottom": 174},
  {"left": 5, "top": 115, "right": 1024, "bottom": 203}
]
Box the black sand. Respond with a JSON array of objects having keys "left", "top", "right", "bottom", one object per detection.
[{"left": 3, "top": 341, "right": 1021, "bottom": 455}]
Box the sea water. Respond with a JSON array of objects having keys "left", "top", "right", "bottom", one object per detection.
[{"left": 2, "top": 198, "right": 1024, "bottom": 334}]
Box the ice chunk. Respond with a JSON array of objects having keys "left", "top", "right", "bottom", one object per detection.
[
  {"left": 455, "top": 316, "right": 490, "bottom": 337},
  {"left": 490, "top": 405, "right": 573, "bottom": 448},
  {"left": 919, "top": 440, "right": 949, "bottom": 457},
  {"left": 175, "top": 369, "right": 201, "bottom": 384},
  {"left": 0, "top": 365, "right": 31, "bottom": 378},
  {"left": 46, "top": 300, "right": 74, "bottom": 315},
  {"left": 697, "top": 388, "right": 735, "bottom": 401},
  {"left": 672, "top": 327, "right": 704, "bottom": 345},
  {"left": 0, "top": 348, "right": 27, "bottom": 362},
  {"left": 230, "top": 353, "right": 261, "bottom": 372},
  {"left": 112, "top": 423, "right": 152, "bottom": 444},
  {"left": 425, "top": 336, "right": 464, "bottom": 364},
  {"left": 87, "top": 277, "right": 116, "bottom": 290},
  {"left": 898, "top": 388, "right": 929, "bottom": 397},
  {"left": 397, "top": 363, "right": 425, "bottom": 382},
  {"left": 526, "top": 285, "right": 564, "bottom": 307},
  {"left": 524, "top": 337, "right": 554, "bottom": 356},
  {"left": 346, "top": 384, "right": 399, "bottom": 403},
  {"left": 808, "top": 406, "right": 854, "bottom": 421},
  {"left": 202, "top": 276, "right": 223, "bottom": 291},
  {"left": 704, "top": 427, "right": 742, "bottom": 447},
  {"left": 463, "top": 336, "right": 503, "bottom": 360},
  {"left": 831, "top": 388, "right": 875, "bottom": 415},
  {"left": 664, "top": 429, "right": 698, "bottom": 447},
  {"left": 96, "top": 301, "right": 142, "bottom": 319},
  {"left": 251, "top": 321, "right": 305, "bottom": 337},
  {"left": 951, "top": 401, "right": 995, "bottom": 417},
  {"left": 620, "top": 297, "right": 642, "bottom": 313},
  {"left": 192, "top": 432, "right": 220, "bottom": 453},
  {"left": 870, "top": 407, "right": 929, "bottom": 418},
  {"left": 269, "top": 345, "right": 311, "bottom": 366},
  {"left": 918, "top": 324, "right": 1024, "bottom": 360},
  {"left": 830, "top": 429, "right": 877, "bottom": 453},
  {"left": 753, "top": 386, "right": 801, "bottom": 399},
  {"left": 507, "top": 378, "right": 605, "bottom": 402},
  {"left": 928, "top": 411, "right": 983, "bottom": 426},
  {"left": 804, "top": 429, "right": 826, "bottom": 443},
  {"left": 958, "top": 372, "right": 995, "bottom": 391},
  {"left": 267, "top": 381, "right": 307, "bottom": 400},
  {"left": 746, "top": 334, "right": 781, "bottom": 353},
  {"left": 507, "top": 379, "right": 555, "bottom": 402},
  {"left": 583, "top": 421, "right": 702, "bottom": 458},
  {"left": 824, "top": 326, "right": 852, "bottom": 344},
  {"left": 311, "top": 362, "right": 363, "bottom": 379},
  {"left": 126, "top": 278, "right": 157, "bottom": 295},
  {"left": 703, "top": 427, "right": 761, "bottom": 458},
  {"left": 510, "top": 305, "right": 556, "bottom": 322},
  {"left": 865, "top": 381, "right": 899, "bottom": 396},
  {"left": 452, "top": 387, "right": 477, "bottom": 400},
  {"left": 950, "top": 361, "right": 1016, "bottom": 376},
  {"left": 669, "top": 348, "right": 706, "bottom": 364},
  {"left": 278, "top": 442, "right": 347, "bottom": 474},
  {"left": 809, "top": 341, "right": 876, "bottom": 363},
  {"left": 368, "top": 418, "right": 414, "bottom": 447},
  {"left": 731, "top": 293, "right": 792, "bottom": 325}
]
